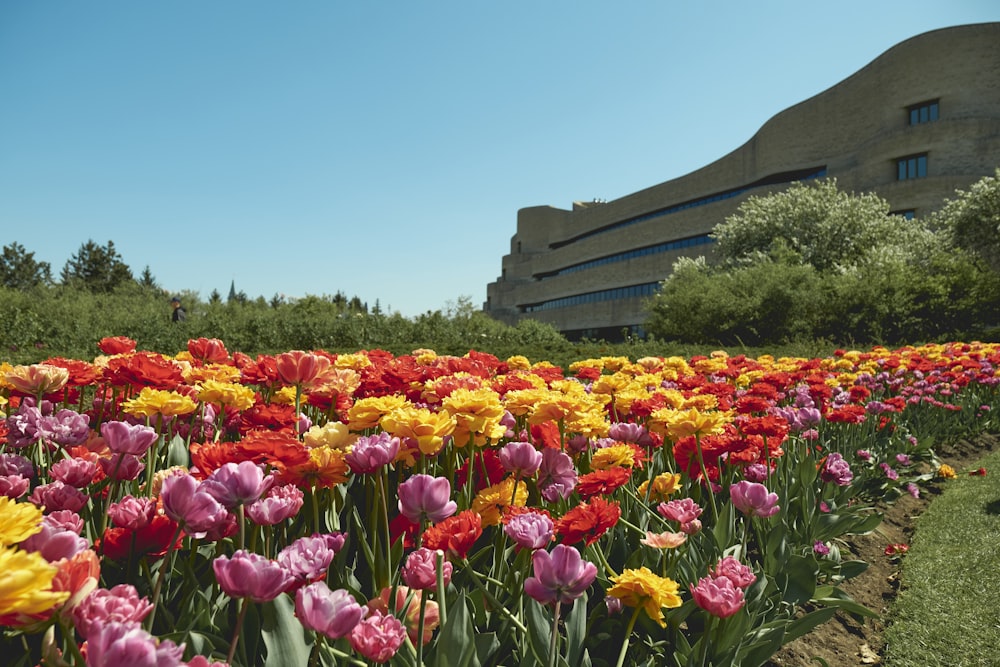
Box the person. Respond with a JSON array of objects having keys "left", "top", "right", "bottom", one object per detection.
[{"left": 171, "top": 297, "right": 187, "bottom": 322}]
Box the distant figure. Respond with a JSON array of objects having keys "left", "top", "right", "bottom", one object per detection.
[{"left": 171, "top": 297, "right": 187, "bottom": 322}]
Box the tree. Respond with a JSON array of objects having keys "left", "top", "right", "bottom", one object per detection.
[
  {"left": 0, "top": 242, "right": 52, "bottom": 289},
  {"left": 645, "top": 178, "right": 990, "bottom": 345},
  {"left": 711, "top": 179, "right": 934, "bottom": 271},
  {"left": 60, "top": 240, "right": 134, "bottom": 292},
  {"left": 138, "top": 265, "right": 159, "bottom": 290},
  {"left": 932, "top": 168, "right": 1000, "bottom": 273}
]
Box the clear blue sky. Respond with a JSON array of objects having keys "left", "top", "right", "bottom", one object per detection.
[{"left": 1, "top": 2, "right": 996, "bottom": 317}]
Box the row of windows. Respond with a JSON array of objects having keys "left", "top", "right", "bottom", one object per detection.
[
  {"left": 550, "top": 167, "right": 827, "bottom": 249},
  {"left": 522, "top": 282, "right": 660, "bottom": 313},
  {"left": 897, "top": 153, "right": 927, "bottom": 181},
  {"left": 908, "top": 99, "right": 939, "bottom": 125},
  {"left": 539, "top": 234, "right": 715, "bottom": 279}
]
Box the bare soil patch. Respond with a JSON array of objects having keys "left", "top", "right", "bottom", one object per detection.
[{"left": 765, "top": 433, "right": 998, "bottom": 667}]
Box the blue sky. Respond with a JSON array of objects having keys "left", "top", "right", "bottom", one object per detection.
[{"left": 1, "top": 2, "right": 996, "bottom": 317}]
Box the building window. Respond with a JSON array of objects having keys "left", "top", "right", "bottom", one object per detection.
[
  {"left": 908, "top": 99, "right": 939, "bottom": 125},
  {"left": 897, "top": 154, "right": 927, "bottom": 181}
]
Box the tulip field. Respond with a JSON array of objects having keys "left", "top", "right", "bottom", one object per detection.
[{"left": 1, "top": 337, "right": 997, "bottom": 666}]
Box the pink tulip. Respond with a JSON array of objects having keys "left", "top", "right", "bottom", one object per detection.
[
  {"left": 690, "top": 575, "right": 745, "bottom": 618},
  {"left": 523, "top": 544, "right": 597, "bottom": 606},
  {"left": 397, "top": 474, "right": 457, "bottom": 524},
  {"left": 0, "top": 452, "right": 34, "bottom": 477},
  {"left": 50, "top": 457, "right": 99, "bottom": 488},
  {"left": 345, "top": 432, "right": 400, "bottom": 474},
  {"left": 295, "top": 581, "right": 365, "bottom": 640},
  {"left": 367, "top": 586, "right": 439, "bottom": 645},
  {"left": 711, "top": 556, "right": 756, "bottom": 589},
  {"left": 537, "top": 449, "right": 577, "bottom": 502},
  {"left": 400, "top": 547, "right": 452, "bottom": 590},
  {"left": 729, "top": 481, "right": 781, "bottom": 518},
  {"left": 657, "top": 497, "right": 704, "bottom": 534},
  {"left": 277, "top": 533, "right": 344, "bottom": 587},
  {"left": 101, "top": 420, "right": 159, "bottom": 456},
  {"left": 819, "top": 453, "right": 853, "bottom": 486},
  {"left": 72, "top": 584, "right": 153, "bottom": 640},
  {"left": 499, "top": 441, "right": 542, "bottom": 477},
  {"left": 85, "top": 621, "right": 185, "bottom": 667},
  {"left": 503, "top": 512, "right": 554, "bottom": 551},
  {"left": 349, "top": 610, "right": 407, "bottom": 663},
  {"left": 108, "top": 495, "right": 158, "bottom": 531},
  {"left": 99, "top": 453, "right": 146, "bottom": 481},
  {"left": 213, "top": 550, "right": 295, "bottom": 603},
  {"left": 161, "top": 474, "right": 229, "bottom": 537},
  {"left": 0, "top": 474, "right": 29, "bottom": 499},
  {"left": 201, "top": 461, "right": 274, "bottom": 508},
  {"left": 247, "top": 484, "right": 304, "bottom": 526},
  {"left": 21, "top": 514, "right": 89, "bottom": 562},
  {"left": 29, "top": 480, "right": 88, "bottom": 513}
]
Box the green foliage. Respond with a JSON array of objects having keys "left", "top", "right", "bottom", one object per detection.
[
  {"left": 60, "top": 239, "right": 135, "bottom": 292},
  {"left": 0, "top": 285, "right": 573, "bottom": 364},
  {"left": 711, "top": 179, "right": 932, "bottom": 272},
  {"left": 0, "top": 242, "right": 52, "bottom": 289},
  {"left": 645, "top": 254, "right": 826, "bottom": 346},
  {"left": 932, "top": 167, "right": 1000, "bottom": 273},
  {"left": 646, "top": 178, "right": 1000, "bottom": 346}
]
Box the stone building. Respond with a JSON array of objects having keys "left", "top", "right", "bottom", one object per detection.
[{"left": 484, "top": 22, "right": 1000, "bottom": 341}]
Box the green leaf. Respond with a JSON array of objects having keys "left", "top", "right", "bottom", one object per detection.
[
  {"left": 782, "top": 606, "right": 838, "bottom": 643},
  {"left": 838, "top": 559, "right": 870, "bottom": 579},
  {"left": 778, "top": 555, "right": 817, "bottom": 605},
  {"left": 433, "top": 590, "right": 476, "bottom": 667},
  {"left": 262, "top": 595, "right": 313, "bottom": 667},
  {"left": 713, "top": 498, "right": 737, "bottom": 549},
  {"left": 564, "top": 592, "right": 588, "bottom": 667},
  {"left": 815, "top": 596, "right": 879, "bottom": 619},
  {"left": 522, "top": 600, "right": 553, "bottom": 667},
  {"left": 738, "top": 625, "right": 786, "bottom": 667}
]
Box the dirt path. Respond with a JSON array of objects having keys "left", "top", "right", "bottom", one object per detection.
[{"left": 765, "top": 433, "right": 998, "bottom": 667}]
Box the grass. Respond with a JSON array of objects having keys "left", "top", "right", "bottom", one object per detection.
[{"left": 883, "top": 447, "right": 1000, "bottom": 667}]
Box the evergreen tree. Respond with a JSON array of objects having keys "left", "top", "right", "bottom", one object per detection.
[
  {"left": 0, "top": 242, "right": 52, "bottom": 289},
  {"left": 138, "top": 265, "right": 159, "bottom": 290},
  {"left": 60, "top": 240, "right": 134, "bottom": 292}
]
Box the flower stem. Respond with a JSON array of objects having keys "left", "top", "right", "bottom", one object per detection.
[
  {"left": 548, "top": 601, "right": 561, "bottom": 667},
  {"left": 436, "top": 551, "right": 449, "bottom": 628},
  {"left": 146, "top": 523, "right": 183, "bottom": 631},
  {"left": 614, "top": 606, "right": 642, "bottom": 667},
  {"left": 226, "top": 597, "right": 251, "bottom": 666},
  {"left": 694, "top": 434, "right": 719, "bottom": 524},
  {"left": 460, "top": 559, "right": 527, "bottom": 633},
  {"left": 416, "top": 592, "right": 428, "bottom": 666}
]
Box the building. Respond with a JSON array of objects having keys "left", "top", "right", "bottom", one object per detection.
[{"left": 484, "top": 23, "right": 1000, "bottom": 341}]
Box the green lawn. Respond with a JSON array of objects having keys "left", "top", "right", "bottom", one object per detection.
[{"left": 883, "top": 447, "right": 1000, "bottom": 667}]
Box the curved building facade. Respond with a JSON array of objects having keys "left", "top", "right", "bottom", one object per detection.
[{"left": 484, "top": 23, "right": 1000, "bottom": 341}]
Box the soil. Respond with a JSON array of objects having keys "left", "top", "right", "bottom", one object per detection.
[{"left": 764, "top": 432, "right": 998, "bottom": 667}]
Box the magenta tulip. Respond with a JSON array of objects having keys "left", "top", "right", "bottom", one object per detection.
[
  {"left": 295, "top": 581, "right": 365, "bottom": 640},
  {"left": 523, "top": 544, "right": 597, "bottom": 606},
  {"left": 397, "top": 474, "right": 457, "bottom": 524},
  {"left": 213, "top": 550, "right": 294, "bottom": 603},
  {"left": 729, "top": 480, "right": 781, "bottom": 518}
]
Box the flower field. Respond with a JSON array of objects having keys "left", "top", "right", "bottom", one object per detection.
[{"left": 1, "top": 338, "right": 997, "bottom": 667}]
